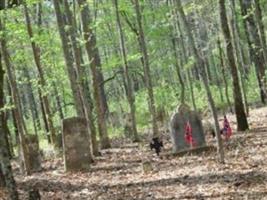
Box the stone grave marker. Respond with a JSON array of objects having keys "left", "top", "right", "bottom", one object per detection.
[
  {"left": 25, "top": 134, "right": 42, "bottom": 172},
  {"left": 123, "top": 113, "right": 132, "bottom": 138},
  {"left": 62, "top": 117, "right": 91, "bottom": 172},
  {"left": 170, "top": 104, "right": 206, "bottom": 153}
]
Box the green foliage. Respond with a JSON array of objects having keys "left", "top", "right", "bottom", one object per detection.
[{"left": 1, "top": 0, "right": 267, "bottom": 146}]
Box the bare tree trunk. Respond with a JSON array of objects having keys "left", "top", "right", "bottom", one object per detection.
[
  {"left": 52, "top": 81, "right": 64, "bottom": 120},
  {"left": 134, "top": 0, "right": 159, "bottom": 138},
  {"left": 7, "top": 82, "right": 19, "bottom": 145},
  {"left": 173, "top": 9, "right": 196, "bottom": 111},
  {"left": 53, "top": 0, "right": 94, "bottom": 160},
  {"left": 229, "top": 1, "right": 249, "bottom": 115},
  {"left": 0, "top": 52, "right": 18, "bottom": 200},
  {"left": 187, "top": 70, "right": 197, "bottom": 111},
  {"left": 171, "top": 37, "right": 185, "bottom": 104},
  {"left": 2, "top": 104, "right": 13, "bottom": 158},
  {"left": 77, "top": 0, "right": 111, "bottom": 149},
  {"left": 219, "top": 0, "right": 249, "bottom": 131},
  {"left": 63, "top": 0, "right": 100, "bottom": 155},
  {"left": 239, "top": 0, "right": 267, "bottom": 104},
  {"left": 254, "top": 0, "right": 267, "bottom": 63},
  {"left": 23, "top": 67, "right": 41, "bottom": 134},
  {"left": 114, "top": 0, "right": 139, "bottom": 142},
  {"left": 0, "top": 20, "right": 31, "bottom": 175},
  {"left": 230, "top": 0, "right": 250, "bottom": 76},
  {"left": 0, "top": 124, "right": 18, "bottom": 200},
  {"left": 176, "top": 0, "right": 224, "bottom": 163},
  {"left": 168, "top": 0, "right": 185, "bottom": 104},
  {"left": 24, "top": 4, "right": 57, "bottom": 146},
  {"left": 218, "top": 39, "right": 233, "bottom": 113},
  {"left": 210, "top": 54, "right": 225, "bottom": 105}
]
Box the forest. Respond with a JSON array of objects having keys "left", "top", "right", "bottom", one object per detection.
[{"left": 0, "top": 0, "right": 267, "bottom": 199}]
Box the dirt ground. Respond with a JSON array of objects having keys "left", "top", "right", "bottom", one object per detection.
[{"left": 1, "top": 107, "right": 267, "bottom": 200}]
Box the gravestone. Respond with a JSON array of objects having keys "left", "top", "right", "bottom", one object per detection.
[
  {"left": 170, "top": 104, "right": 206, "bottom": 153},
  {"left": 108, "top": 111, "right": 122, "bottom": 128},
  {"left": 25, "top": 134, "right": 42, "bottom": 172},
  {"left": 62, "top": 117, "right": 92, "bottom": 172},
  {"left": 123, "top": 113, "right": 132, "bottom": 138}
]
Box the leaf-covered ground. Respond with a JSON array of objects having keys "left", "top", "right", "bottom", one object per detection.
[{"left": 1, "top": 107, "right": 267, "bottom": 200}]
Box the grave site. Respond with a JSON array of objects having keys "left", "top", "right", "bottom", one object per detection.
[
  {"left": 0, "top": 107, "right": 266, "bottom": 199},
  {"left": 1, "top": 0, "right": 267, "bottom": 199}
]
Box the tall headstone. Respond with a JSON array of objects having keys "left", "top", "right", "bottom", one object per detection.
[
  {"left": 25, "top": 134, "right": 42, "bottom": 172},
  {"left": 123, "top": 113, "right": 132, "bottom": 138},
  {"left": 170, "top": 104, "right": 206, "bottom": 153},
  {"left": 62, "top": 117, "right": 91, "bottom": 172}
]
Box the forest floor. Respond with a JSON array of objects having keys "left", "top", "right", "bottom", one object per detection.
[{"left": 1, "top": 106, "right": 267, "bottom": 200}]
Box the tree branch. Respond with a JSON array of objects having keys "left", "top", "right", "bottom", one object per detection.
[
  {"left": 120, "top": 11, "right": 139, "bottom": 37},
  {"left": 100, "top": 70, "right": 123, "bottom": 86}
]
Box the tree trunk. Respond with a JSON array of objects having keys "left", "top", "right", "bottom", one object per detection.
[
  {"left": 77, "top": 0, "right": 111, "bottom": 149},
  {"left": 0, "top": 52, "right": 18, "bottom": 199},
  {"left": 114, "top": 0, "right": 139, "bottom": 142},
  {"left": 23, "top": 67, "right": 41, "bottom": 135},
  {"left": 53, "top": 0, "right": 94, "bottom": 159},
  {"left": 229, "top": 1, "right": 249, "bottom": 115},
  {"left": 217, "top": 39, "right": 233, "bottom": 113},
  {"left": 38, "top": 89, "right": 50, "bottom": 143},
  {"left": 0, "top": 20, "right": 31, "bottom": 175},
  {"left": 24, "top": 4, "right": 57, "bottom": 146},
  {"left": 168, "top": 1, "right": 185, "bottom": 104},
  {"left": 187, "top": 70, "right": 197, "bottom": 111},
  {"left": 176, "top": 0, "right": 224, "bottom": 163},
  {"left": 239, "top": 0, "right": 267, "bottom": 104},
  {"left": 7, "top": 82, "right": 19, "bottom": 145},
  {"left": 134, "top": 0, "right": 159, "bottom": 138},
  {"left": 254, "top": 0, "right": 267, "bottom": 63},
  {"left": 52, "top": 81, "right": 64, "bottom": 120},
  {"left": 63, "top": 0, "right": 100, "bottom": 155},
  {"left": 230, "top": 0, "right": 250, "bottom": 76},
  {"left": 219, "top": 0, "right": 249, "bottom": 131},
  {"left": 0, "top": 100, "right": 18, "bottom": 200},
  {"left": 173, "top": 9, "right": 196, "bottom": 110},
  {"left": 171, "top": 37, "right": 185, "bottom": 104},
  {"left": 2, "top": 110, "right": 12, "bottom": 159}
]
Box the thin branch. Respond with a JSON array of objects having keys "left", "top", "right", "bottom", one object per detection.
[
  {"left": 100, "top": 69, "right": 123, "bottom": 86},
  {"left": 120, "top": 11, "right": 139, "bottom": 37}
]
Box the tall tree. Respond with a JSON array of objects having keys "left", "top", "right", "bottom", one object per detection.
[
  {"left": 23, "top": 4, "right": 57, "bottom": 145},
  {"left": 169, "top": 0, "right": 185, "bottom": 104},
  {"left": 239, "top": 0, "right": 267, "bottom": 104},
  {"left": 77, "top": 0, "right": 111, "bottom": 149},
  {"left": 134, "top": 0, "right": 159, "bottom": 138},
  {"left": 63, "top": 0, "right": 100, "bottom": 155},
  {"left": 254, "top": 0, "right": 267, "bottom": 63},
  {"left": 217, "top": 39, "right": 233, "bottom": 112},
  {"left": 0, "top": 47, "right": 19, "bottom": 200},
  {"left": 176, "top": 0, "right": 224, "bottom": 163},
  {"left": 114, "top": 0, "right": 139, "bottom": 142},
  {"left": 52, "top": 0, "right": 95, "bottom": 160},
  {"left": 229, "top": 0, "right": 249, "bottom": 115},
  {"left": 219, "top": 0, "right": 249, "bottom": 131},
  {"left": 0, "top": 19, "right": 31, "bottom": 175}
]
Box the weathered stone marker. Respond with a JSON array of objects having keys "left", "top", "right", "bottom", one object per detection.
[
  {"left": 24, "top": 134, "right": 42, "bottom": 172},
  {"left": 62, "top": 117, "right": 91, "bottom": 172},
  {"left": 170, "top": 104, "right": 206, "bottom": 153},
  {"left": 123, "top": 113, "right": 132, "bottom": 138}
]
